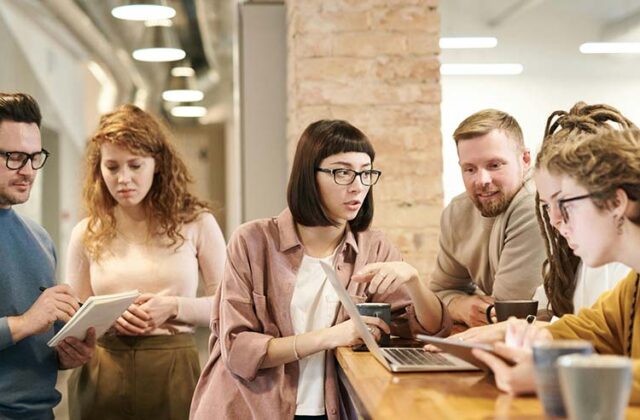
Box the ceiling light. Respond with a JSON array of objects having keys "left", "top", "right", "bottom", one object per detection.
[
  {"left": 171, "top": 106, "right": 207, "bottom": 118},
  {"left": 133, "top": 48, "right": 185, "bottom": 62},
  {"left": 163, "top": 89, "right": 204, "bottom": 102},
  {"left": 579, "top": 42, "right": 640, "bottom": 54},
  {"left": 439, "top": 37, "right": 498, "bottom": 49},
  {"left": 132, "top": 21, "right": 185, "bottom": 62},
  {"left": 112, "top": 1, "right": 176, "bottom": 21},
  {"left": 171, "top": 66, "right": 195, "bottom": 77},
  {"left": 440, "top": 63, "right": 523, "bottom": 76},
  {"left": 162, "top": 73, "right": 203, "bottom": 102}
]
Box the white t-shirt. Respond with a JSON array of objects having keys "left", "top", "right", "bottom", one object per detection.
[
  {"left": 533, "top": 261, "right": 631, "bottom": 317},
  {"left": 290, "top": 253, "right": 340, "bottom": 416}
]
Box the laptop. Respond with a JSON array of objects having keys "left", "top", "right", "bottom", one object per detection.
[{"left": 319, "top": 261, "right": 479, "bottom": 372}]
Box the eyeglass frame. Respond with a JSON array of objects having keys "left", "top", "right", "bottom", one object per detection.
[
  {"left": 0, "top": 149, "right": 50, "bottom": 170},
  {"left": 315, "top": 167, "right": 382, "bottom": 186},
  {"left": 557, "top": 193, "right": 597, "bottom": 224}
]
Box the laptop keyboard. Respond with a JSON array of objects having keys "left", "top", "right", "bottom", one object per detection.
[{"left": 384, "top": 348, "right": 454, "bottom": 366}]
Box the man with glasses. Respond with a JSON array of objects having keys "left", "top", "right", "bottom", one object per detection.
[
  {"left": 0, "top": 92, "right": 95, "bottom": 419},
  {"left": 429, "top": 109, "right": 545, "bottom": 327}
]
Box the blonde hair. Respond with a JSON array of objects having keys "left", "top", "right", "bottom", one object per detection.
[
  {"left": 536, "top": 102, "right": 636, "bottom": 316},
  {"left": 82, "top": 104, "right": 210, "bottom": 260},
  {"left": 453, "top": 109, "right": 524, "bottom": 150}
]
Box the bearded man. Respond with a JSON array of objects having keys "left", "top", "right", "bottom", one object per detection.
[{"left": 429, "top": 109, "right": 545, "bottom": 327}]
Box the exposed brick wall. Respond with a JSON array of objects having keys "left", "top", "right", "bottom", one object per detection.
[{"left": 286, "top": 0, "right": 442, "bottom": 278}]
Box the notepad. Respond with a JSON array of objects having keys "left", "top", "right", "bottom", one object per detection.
[{"left": 47, "top": 290, "right": 140, "bottom": 347}]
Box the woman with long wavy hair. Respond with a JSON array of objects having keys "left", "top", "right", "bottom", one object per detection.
[
  {"left": 65, "top": 104, "right": 226, "bottom": 420},
  {"left": 533, "top": 102, "right": 634, "bottom": 317}
]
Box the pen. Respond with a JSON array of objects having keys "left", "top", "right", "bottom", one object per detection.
[{"left": 39, "top": 286, "right": 84, "bottom": 307}]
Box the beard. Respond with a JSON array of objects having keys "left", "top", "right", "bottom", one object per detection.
[
  {"left": 471, "top": 186, "right": 519, "bottom": 217},
  {"left": 0, "top": 191, "right": 27, "bottom": 206}
]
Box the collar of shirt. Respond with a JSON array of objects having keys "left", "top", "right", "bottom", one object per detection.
[{"left": 275, "top": 208, "right": 360, "bottom": 255}]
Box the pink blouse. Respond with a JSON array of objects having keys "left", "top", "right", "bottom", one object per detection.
[{"left": 190, "top": 209, "right": 451, "bottom": 420}]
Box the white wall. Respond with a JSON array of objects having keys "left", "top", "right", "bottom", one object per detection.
[
  {"left": 238, "top": 3, "right": 287, "bottom": 223},
  {"left": 440, "top": 0, "right": 640, "bottom": 204}
]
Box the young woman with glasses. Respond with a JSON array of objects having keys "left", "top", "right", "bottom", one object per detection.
[
  {"left": 473, "top": 128, "right": 640, "bottom": 400},
  {"left": 64, "top": 104, "right": 226, "bottom": 420},
  {"left": 190, "top": 119, "right": 450, "bottom": 420}
]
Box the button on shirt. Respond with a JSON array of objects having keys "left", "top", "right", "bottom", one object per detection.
[{"left": 291, "top": 253, "right": 340, "bottom": 415}]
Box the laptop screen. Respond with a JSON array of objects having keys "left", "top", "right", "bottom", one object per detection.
[{"left": 319, "top": 260, "right": 391, "bottom": 369}]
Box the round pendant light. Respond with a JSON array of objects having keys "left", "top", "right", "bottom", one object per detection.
[
  {"left": 132, "top": 20, "right": 185, "bottom": 62},
  {"left": 112, "top": 1, "right": 176, "bottom": 21},
  {"left": 171, "top": 105, "right": 207, "bottom": 118}
]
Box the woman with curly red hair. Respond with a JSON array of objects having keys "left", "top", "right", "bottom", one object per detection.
[{"left": 65, "top": 104, "right": 226, "bottom": 420}]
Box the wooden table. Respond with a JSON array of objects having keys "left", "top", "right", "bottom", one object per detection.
[{"left": 336, "top": 347, "right": 640, "bottom": 419}]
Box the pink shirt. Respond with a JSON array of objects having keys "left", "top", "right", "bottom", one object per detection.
[{"left": 190, "top": 209, "right": 451, "bottom": 420}]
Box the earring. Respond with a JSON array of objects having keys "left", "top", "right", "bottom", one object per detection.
[{"left": 616, "top": 215, "right": 625, "bottom": 235}]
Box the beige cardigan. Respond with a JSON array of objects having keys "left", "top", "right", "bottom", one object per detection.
[{"left": 190, "top": 209, "right": 451, "bottom": 420}]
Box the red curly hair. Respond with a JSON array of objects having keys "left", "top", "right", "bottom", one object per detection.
[{"left": 82, "top": 104, "right": 210, "bottom": 259}]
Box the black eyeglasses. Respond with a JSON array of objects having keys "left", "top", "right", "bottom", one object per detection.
[
  {"left": 0, "top": 149, "right": 50, "bottom": 170},
  {"left": 316, "top": 167, "right": 382, "bottom": 186},
  {"left": 557, "top": 193, "right": 596, "bottom": 224}
]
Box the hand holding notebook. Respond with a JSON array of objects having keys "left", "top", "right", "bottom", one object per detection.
[{"left": 47, "top": 290, "right": 140, "bottom": 347}]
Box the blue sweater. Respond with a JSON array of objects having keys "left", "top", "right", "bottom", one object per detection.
[{"left": 0, "top": 208, "right": 59, "bottom": 419}]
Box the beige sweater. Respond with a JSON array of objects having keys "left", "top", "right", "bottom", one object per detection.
[
  {"left": 65, "top": 212, "right": 226, "bottom": 335},
  {"left": 429, "top": 180, "right": 545, "bottom": 306}
]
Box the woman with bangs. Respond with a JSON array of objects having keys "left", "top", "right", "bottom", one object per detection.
[
  {"left": 190, "top": 119, "right": 450, "bottom": 420},
  {"left": 65, "top": 104, "right": 226, "bottom": 420}
]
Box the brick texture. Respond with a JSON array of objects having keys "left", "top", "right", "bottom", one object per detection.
[{"left": 286, "top": 0, "right": 442, "bottom": 280}]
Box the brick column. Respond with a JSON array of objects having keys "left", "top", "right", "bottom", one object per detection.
[{"left": 287, "top": 0, "right": 442, "bottom": 277}]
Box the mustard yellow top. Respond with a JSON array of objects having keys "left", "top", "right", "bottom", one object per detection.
[{"left": 547, "top": 270, "right": 640, "bottom": 403}]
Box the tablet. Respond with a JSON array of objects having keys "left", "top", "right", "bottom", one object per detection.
[{"left": 416, "top": 334, "right": 515, "bottom": 371}]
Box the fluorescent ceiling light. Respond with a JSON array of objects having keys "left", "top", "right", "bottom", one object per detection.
[
  {"left": 171, "top": 66, "right": 195, "bottom": 77},
  {"left": 162, "top": 90, "right": 204, "bottom": 102},
  {"left": 133, "top": 47, "right": 185, "bottom": 62},
  {"left": 112, "top": 5, "right": 176, "bottom": 21},
  {"left": 579, "top": 42, "right": 640, "bottom": 54},
  {"left": 439, "top": 37, "right": 498, "bottom": 49},
  {"left": 171, "top": 106, "right": 207, "bottom": 118},
  {"left": 441, "top": 63, "right": 523, "bottom": 76}
]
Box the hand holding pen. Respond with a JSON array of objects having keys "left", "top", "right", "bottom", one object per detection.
[
  {"left": 504, "top": 315, "right": 552, "bottom": 349},
  {"left": 39, "top": 286, "right": 84, "bottom": 307},
  {"left": 7, "top": 284, "right": 81, "bottom": 343}
]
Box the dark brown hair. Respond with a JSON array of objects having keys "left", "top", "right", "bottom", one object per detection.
[
  {"left": 83, "top": 104, "right": 210, "bottom": 259},
  {"left": 287, "top": 119, "right": 375, "bottom": 232},
  {"left": 0, "top": 92, "right": 41, "bottom": 127},
  {"left": 535, "top": 102, "right": 635, "bottom": 316}
]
